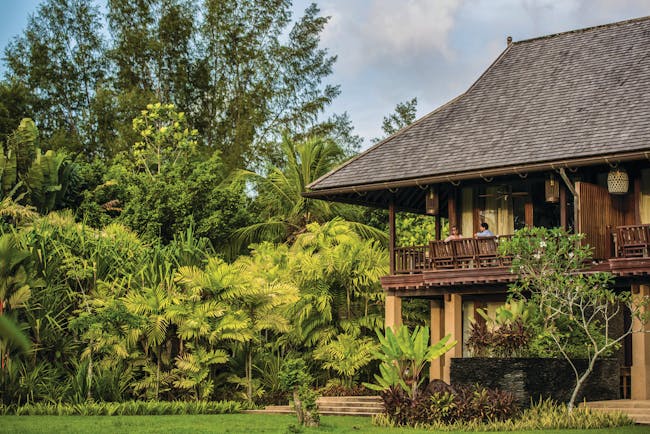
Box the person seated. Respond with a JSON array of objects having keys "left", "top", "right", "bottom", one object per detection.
[
  {"left": 444, "top": 225, "right": 462, "bottom": 242},
  {"left": 475, "top": 222, "right": 495, "bottom": 237}
]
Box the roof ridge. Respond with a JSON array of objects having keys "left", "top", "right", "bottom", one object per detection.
[{"left": 513, "top": 15, "right": 650, "bottom": 45}]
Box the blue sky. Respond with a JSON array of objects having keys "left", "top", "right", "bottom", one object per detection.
[{"left": 3, "top": 0, "right": 650, "bottom": 147}]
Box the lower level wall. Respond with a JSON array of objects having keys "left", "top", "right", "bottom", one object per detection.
[{"left": 450, "top": 357, "right": 619, "bottom": 407}]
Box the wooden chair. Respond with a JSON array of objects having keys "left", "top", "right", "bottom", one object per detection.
[
  {"left": 451, "top": 238, "right": 476, "bottom": 268},
  {"left": 430, "top": 240, "right": 455, "bottom": 269},
  {"left": 475, "top": 236, "right": 499, "bottom": 267},
  {"left": 616, "top": 225, "right": 650, "bottom": 258}
]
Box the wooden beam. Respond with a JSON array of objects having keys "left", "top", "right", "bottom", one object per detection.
[
  {"left": 559, "top": 168, "right": 580, "bottom": 232},
  {"left": 389, "top": 200, "right": 396, "bottom": 275},
  {"left": 435, "top": 215, "right": 441, "bottom": 241}
]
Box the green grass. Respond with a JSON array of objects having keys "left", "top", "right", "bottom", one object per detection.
[{"left": 1, "top": 414, "right": 649, "bottom": 434}]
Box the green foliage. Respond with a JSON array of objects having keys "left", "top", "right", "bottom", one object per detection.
[
  {"left": 366, "top": 326, "right": 456, "bottom": 399},
  {"left": 466, "top": 300, "right": 532, "bottom": 358},
  {"left": 378, "top": 383, "right": 517, "bottom": 427},
  {"left": 313, "top": 333, "right": 378, "bottom": 387},
  {"left": 2, "top": 400, "right": 246, "bottom": 416},
  {"left": 372, "top": 398, "right": 632, "bottom": 431},
  {"left": 278, "top": 358, "right": 312, "bottom": 393},
  {"left": 373, "top": 98, "right": 418, "bottom": 143}
]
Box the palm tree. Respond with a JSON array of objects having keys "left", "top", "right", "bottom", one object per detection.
[
  {"left": 288, "top": 219, "right": 388, "bottom": 348},
  {"left": 231, "top": 135, "right": 386, "bottom": 249}
]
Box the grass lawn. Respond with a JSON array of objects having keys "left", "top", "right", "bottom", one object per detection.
[{"left": 2, "top": 414, "right": 650, "bottom": 434}]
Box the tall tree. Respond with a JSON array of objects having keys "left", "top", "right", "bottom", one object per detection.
[
  {"left": 4, "top": 0, "right": 107, "bottom": 156},
  {"left": 196, "top": 1, "right": 339, "bottom": 169},
  {"left": 372, "top": 97, "right": 418, "bottom": 143}
]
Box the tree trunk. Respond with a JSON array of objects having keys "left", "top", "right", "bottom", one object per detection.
[
  {"left": 568, "top": 357, "right": 597, "bottom": 411},
  {"left": 247, "top": 345, "right": 253, "bottom": 402},
  {"left": 293, "top": 389, "right": 304, "bottom": 425},
  {"left": 86, "top": 354, "right": 93, "bottom": 402}
]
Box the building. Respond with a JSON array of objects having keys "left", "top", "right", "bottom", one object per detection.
[{"left": 303, "top": 17, "right": 650, "bottom": 400}]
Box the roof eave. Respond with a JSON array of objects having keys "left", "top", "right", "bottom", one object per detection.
[{"left": 303, "top": 150, "right": 650, "bottom": 198}]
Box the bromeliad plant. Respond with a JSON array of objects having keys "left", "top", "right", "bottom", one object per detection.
[
  {"left": 466, "top": 300, "right": 532, "bottom": 357},
  {"left": 365, "top": 326, "right": 456, "bottom": 399}
]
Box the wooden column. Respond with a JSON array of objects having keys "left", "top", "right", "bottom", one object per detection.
[
  {"left": 631, "top": 284, "right": 650, "bottom": 399},
  {"left": 443, "top": 293, "right": 462, "bottom": 383},
  {"left": 385, "top": 295, "right": 402, "bottom": 331},
  {"left": 429, "top": 300, "right": 444, "bottom": 380},
  {"left": 524, "top": 200, "right": 533, "bottom": 228},
  {"left": 435, "top": 216, "right": 441, "bottom": 241},
  {"left": 389, "top": 200, "right": 396, "bottom": 275},
  {"left": 448, "top": 189, "right": 458, "bottom": 229},
  {"left": 560, "top": 185, "right": 567, "bottom": 230}
]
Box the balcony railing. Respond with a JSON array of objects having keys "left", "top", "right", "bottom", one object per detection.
[
  {"left": 394, "top": 236, "right": 512, "bottom": 274},
  {"left": 394, "top": 224, "right": 650, "bottom": 275}
]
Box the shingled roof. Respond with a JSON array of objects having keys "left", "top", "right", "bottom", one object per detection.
[{"left": 307, "top": 16, "right": 650, "bottom": 193}]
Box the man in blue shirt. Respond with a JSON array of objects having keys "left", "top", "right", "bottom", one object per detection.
[{"left": 475, "top": 222, "right": 495, "bottom": 237}]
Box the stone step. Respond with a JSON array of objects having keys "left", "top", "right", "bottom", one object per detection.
[
  {"left": 581, "top": 400, "right": 650, "bottom": 425},
  {"left": 316, "top": 400, "right": 383, "bottom": 408},
  {"left": 584, "top": 400, "right": 650, "bottom": 409},
  {"left": 317, "top": 396, "right": 381, "bottom": 403},
  {"left": 318, "top": 405, "right": 382, "bottom": 413}
]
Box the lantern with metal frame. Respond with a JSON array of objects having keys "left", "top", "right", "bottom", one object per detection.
[
  {"left": 545, "top": 173, "right": 560, "bottom": 203},
  {"left": 425, "top": 186, "right": 439, "bottom": 215}
]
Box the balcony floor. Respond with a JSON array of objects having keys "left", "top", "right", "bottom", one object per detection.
[{"left": 382, "top": 257, "right": 650, "bottom": 296}]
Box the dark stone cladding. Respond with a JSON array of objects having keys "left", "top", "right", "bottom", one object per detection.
[
  {"left": 310, "top": 16, "right": 650, "bottom": 192},
  {"left": 450, "top": 357, "right": 619, "bottom": 407}
]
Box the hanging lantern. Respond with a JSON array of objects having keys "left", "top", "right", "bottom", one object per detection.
[
  {"left": 425, "top": 187, "right": 439, "bottom": 215},
  {"left": 545, "top": 173, "right": 559, "bottom": 203},
  {"left": 607, "top": 167, "right": 629, "bottom": 195}
]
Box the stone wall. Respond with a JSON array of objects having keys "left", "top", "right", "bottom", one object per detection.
[{"left": 450, "top": 358, "right": 619, "bottom": 407}]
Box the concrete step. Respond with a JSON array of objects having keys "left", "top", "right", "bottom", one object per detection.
[
  {"left": 317, "top": 395, "right": 381, "bottom": 402},
  {"left": 317, "top": 401, "right": 383, "bottom": 408},
  {"left": 581, "top": 400, "right": 650, "bottom": 425}
]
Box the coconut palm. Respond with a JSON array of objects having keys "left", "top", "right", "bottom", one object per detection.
[{"left": 231, "top": 135, "right": 386, "bottom": 249}]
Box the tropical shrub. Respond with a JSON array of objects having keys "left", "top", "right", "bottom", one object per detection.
[
  {"left": 365, "top": 326, "right": 455, "bottom": 399},
  {"left": 279, "top": 358, "right": 319, "bottom": 427},
  {"left": 500, "top": 227, "right": 650, "bottom": 410},
  {"left": 378, "top": 382, "right": 517, "bottom": 427}
]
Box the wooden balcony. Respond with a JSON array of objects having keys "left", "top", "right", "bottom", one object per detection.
[{"left": 384, "top": 226, "right": 650, "bottom": 295}]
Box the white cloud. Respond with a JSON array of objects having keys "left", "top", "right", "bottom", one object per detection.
[{"left": 319, "top": 0, "right": 462, "bottom": 75}]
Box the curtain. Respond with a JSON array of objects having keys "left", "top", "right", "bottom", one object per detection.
[{"left": 641, "top": 169, "right": 650, "bottom": 224}]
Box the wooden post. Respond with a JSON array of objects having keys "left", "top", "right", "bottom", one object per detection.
[
  {"left": 448, "top": 190, "right": 458, "bottom": 229},
  {"left": 560, "top": 185, "right": 567, "bottom": 230},
  {"left": 524, "top": 200, "right": 533, "bottom": 228},
  {"left": 429, "top": 300, "right": 444, "bottom": 380},
  {"left": 435, "top": 215, "right": 441, "bottom": 241},
  {"left": 443, "top": 293, "right": 462, "bottom": 383},
  {"left": 385, "top": 295, "right": 402, "bottom": 331},
  {"left": 634, "top": 177, "right": 641, "bottom": 225},
  {"left": 631, "top": 284, "right": 650, "bottom": 399},
  {"left": 389, "top": 200, "right": 396, "bottom": 275}
]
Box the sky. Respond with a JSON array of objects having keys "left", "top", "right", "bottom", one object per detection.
[{"left": 2, "top": 0, "right": 650, "bottom": 148}]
